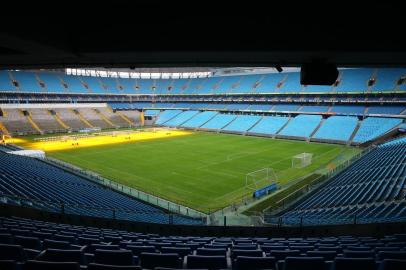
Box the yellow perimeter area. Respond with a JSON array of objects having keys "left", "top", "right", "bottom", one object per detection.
[{"left": 9, "top": 129, "right": 192, "bottom": 152}]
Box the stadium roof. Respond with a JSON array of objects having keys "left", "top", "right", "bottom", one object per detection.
[{"left": 0, "top": 2, "right": 405, "bottom": 69}]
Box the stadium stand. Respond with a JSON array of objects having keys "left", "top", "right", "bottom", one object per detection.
[
  {"left": 299, "top": 105, "right": 330, "bottom": 112},
  {"left": 107, "top": 103, "right": 405, "bottom": 117},
  {"left": 353, "top": 117, "right": 403, "bottom": 143},
  {"left": 274, "top": 137, "right": 406, "bottom": 225},
  {"left": 164, "top": 110, "right": 200, "bottom": 126},
  {"left": 117, "top": 78, "right": 136, "bottom": 94},
  {"left": 53, "top": 109, "right": 88, "bottom": 131},
  {"left": 280, "top": 72, "right": 303, "bottom": 92},
  {"left": 1, "top": 68, "right": 405, "bottom": 94},
  {"left": 29, "top": 109, "right": 66, "bottom": 133},
  {"left": 0, "top": 109, "right": 38, "bottom": 135},
  {"left": 200, "top": 114, "right": 237, "bottom": 130},
  {"left": 118, "top": 110, "right": 141, "bottom": 125},
  {"left": 10, "top": 71, "right": 43, "bottom": 92},
  {"left": 248, "top": 116, "right": 290, "bottom": 135},
  {"left": 222, "top": 115, "right": 262, "bottom": 133},
  {"left": 330, "top": 106, "right": 366, "bottom": 115},
  {"left": 0, "top": 68, "right": 406, "bottom": 231},
  {"left": 231, "top": 74, "right": 262, "bottom": 93},
  {"left": 100, "top": 77, "right": 120, "bottom": 94},
  {"left": 80, "top": 76, "right": 106, "bottom": 94},
  {"left": 60, "top": 75, "right": 88, "bottom": 94},
  {"left": 373, "top": 68, "right": 406, "bottom": 91},
  {"left": 272, "top": 104, "right": 300, "bottom": 111},
  {"left": 367, "top": 106, "right": 405, "bottom": 115},
  {"left": 205, "top": 103, "right": 227, "bottom": 110},
  {"left": 37, "top": 72, "right": 66, "bottom": 92},
  {"left": 248, "top": 104, "right": 272, "bottom": 111},
  {"left": 143, "top": 110, "right": 160, "bottom": 117},
  {"left": 312, "top": 116, "right": 359, "bottom": 142},
  {"left": 0, "top": 151, "right": 201, "bottom": 225},
  {"left": 76, "top": 108, "right": 113, "bottom": 129},
  {"left": 96, "top": 107, "right": 131, "bottom": 127},
  {"left": 253, "top": 73, "right": 281, "bottom": 93},
  {"left": 335, "top": 69, "right": 374, "bottom": 92},
  {"left": 155, "top": 110, "right": 183, "bottom": 125},
  {"left": 0, "top": 216, "right": 406, "bottom": 269},
  {"left": 0, "top": 71, "right": 16, "bottom": 91},
  {"left": 180, "top": 111, "right": 218, "bottom": 128},
  {"left": 303, "top": 84, "right": 333, "bottom": 92},
  {"left": 226, "top": 103, "right": 251, "bottom": 110},
  {"left": 279, "top": 115, "right": 322, "bottom": 138}
]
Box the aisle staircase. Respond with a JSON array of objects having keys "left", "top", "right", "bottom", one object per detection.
[
  {"left": 94, "top": 109, "right": 116, "bottom": 128},
  {"left": 51, "top": 111, "right": 69, "bottom": 129},
  {"left": 310, "top": 118, "right": 326, "bottom": 138},
  {"left": 246, "top": 116, "right": 264, "bottom": 133},
  {"left": 72, "top": 109, "right": 93, "bottom": 128},
  {"left": 276, "top": 116, "right": 292, "bottom": 135},
  {"left": 348, "top": 119, "right": 363, "bottom": 145},
  {"left": 26, "top": 112, "right": 43, "bottom": 134},
  {"left": 117, "top": 111, "right": 135, "bottom": 126}
]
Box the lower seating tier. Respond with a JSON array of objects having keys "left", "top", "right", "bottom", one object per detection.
[{"left": 0, "top": 216, "right": 406, "bottom": 270}]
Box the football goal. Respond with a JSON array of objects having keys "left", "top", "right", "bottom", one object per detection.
[
  {"left": 245, "top": 168, "right": 278, "bottom": 190},
  {"left": 292, "top": 152, "right": 313, "bottom": 168}
]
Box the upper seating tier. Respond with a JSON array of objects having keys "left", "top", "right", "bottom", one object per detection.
[{"left": 1, "top": 68, "right": 405, "bottom": 94}]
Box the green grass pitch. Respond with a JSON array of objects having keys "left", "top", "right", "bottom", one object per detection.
[{"left": 46, "top": 131, "right": 358, "bottom": 213}]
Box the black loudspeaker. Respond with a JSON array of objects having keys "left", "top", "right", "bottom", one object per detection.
[{"left": 300, "top": 63, "right": 339, "bottom": 85}]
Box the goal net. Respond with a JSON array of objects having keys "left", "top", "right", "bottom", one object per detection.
[
  {"left": 292, "top": 153, "right": 313, "bottom": 168},
  {"left": 246, "top": 168, "right": 277, "bottom": 190}
]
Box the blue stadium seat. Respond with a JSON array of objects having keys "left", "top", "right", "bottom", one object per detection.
[
  {"left": 313, "top": 116, "right": 358, "bottom": 141},
  {"left": 248, "top": 116, "right": 289, "bottom": 135},
  {"left": 279, "top": 115, "right": 321, "bottom": 138},
  {"left": 36, "top": 249, "right": 87, "bottom": 265},
  {"left": 269, "top": 250, "right": 301, "bottom": 261},
  {"left": 283, "top": 257, "right": 326, "bottom": 270},
  {"left": 181, "top": 111, "right": 218, "bottom": 128},
  {"left": 155, "top": 110, "right": 183, "bottom": 125},
  {"left": 307, "top": 251, "right": 337, "bottom": 260},
  {"left": 234, "top": 256, "right": 276, "bottom": 270},
  {"left": 0, "top": 244, "right": 27, "bottom": 262},
  {"left": 186, "top": 255, "right": 227, "bottom": 269},
  {"left": 200, "top": 114, "right": 237, "bottom": 130},
  {"left": 0, "top": 234, "right": 13, "bottom": 244},
  {"left": 0, "top": 260, "right": 18, "bottom": 270},
  {"left": 0, "top": 151, "right": 201, "bottom": 226},
  {"left": 353, "top": 117, "right": 402, "bottom": 143},
  {"left": 88, "top": 263, "right": 141, "bottom": 270},
  {"left": 164, "top": 111, "right": 200, "bottom": 126},
  {"left": 94, "top": 250, "right": 135, "bottom": 266},
  {"left": 378, "top": 259, "right": 406, "bottom": 270},
  {"left": 377, "top": 251, "right": 406, "bottom": 260},
  {"left": 23, "top": 260, "right": 80, "bottom": 270},
  {"left": 139, "top": 253, "right": 181, "bottom": 269},
  {"left": 161, "top": 247, "right": 192, "bottom": 257},
  {"left": 222, "top": 115, "right": 262, "bottom": 132},
  {"left": 231, "top": 249, "right": 263, "bottom": 259},
  {"left": 42, "top": 239, "right": 71, "bottom": 250},
  {"left": 14, "top": 236, "right": 42, "bottom": 250},
  {"left": 125, "top": 246, "right": 156, "bottom": 256},
  {"left": 196, "top": 248, "right": 227, "bottom": 256},
  {"left": 333, "top": 257, "right": 376, "bottom": 270},
  {"left": 277, "top": 138, "right": 406, "bottom": 225}
]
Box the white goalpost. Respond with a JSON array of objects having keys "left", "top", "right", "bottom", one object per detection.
[
  {"left": 245, "top": 168, "right": 278, "bottom": 190},
  {"left": 292, "top": 152, "right": 313, "bottom": 168}
]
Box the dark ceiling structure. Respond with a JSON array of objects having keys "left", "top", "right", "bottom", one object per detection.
[{"left": 0, "top": 1, "right": 405, "bottom": 69}]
